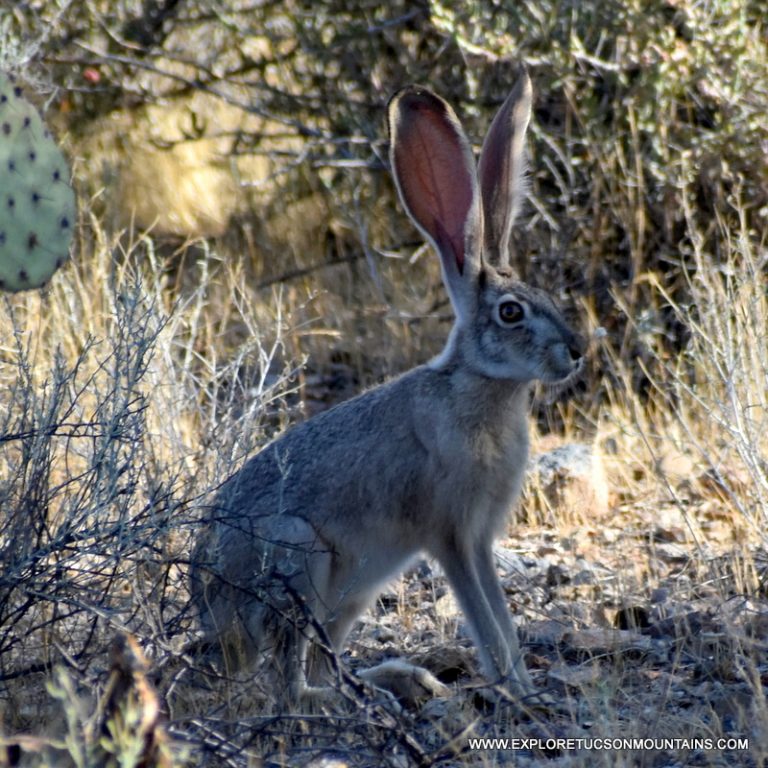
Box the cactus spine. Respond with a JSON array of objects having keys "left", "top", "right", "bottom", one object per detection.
[{"left": 0, "top": 72, "right": 75, "bottom": 292}]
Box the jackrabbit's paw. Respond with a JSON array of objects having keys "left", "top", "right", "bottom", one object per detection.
[{"left": 358, "top": 659, "right": 451, "bottom": 708}]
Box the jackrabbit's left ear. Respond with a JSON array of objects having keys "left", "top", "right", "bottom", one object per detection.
[{"left": 477, "top": 71, "right": 533, "bottom": 268}]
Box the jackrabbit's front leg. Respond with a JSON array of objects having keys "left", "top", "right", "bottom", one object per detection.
[
  {"left": 436, "top": 542, "right": 513, "bottom": 685},
  {"left": 472, "top": 542, "right": 536, "bottom": 696}
]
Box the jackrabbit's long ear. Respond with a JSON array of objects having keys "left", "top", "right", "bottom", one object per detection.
[
  {"left": 388, "top": 86, "right": 482, "bottom": 320},
  {"left": 477, "top": 71, "right": 532, "bottom": 268}
]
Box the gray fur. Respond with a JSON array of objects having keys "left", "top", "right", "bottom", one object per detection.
[{"left": 190, "top": 72, "right": 584, "bottom": 706}]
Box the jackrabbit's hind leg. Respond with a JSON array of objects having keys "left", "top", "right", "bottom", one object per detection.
[
  {"left": 263, "top": 517, "right": 337, "bottom": 708},
  {"left": 269, "top": 619, "right": 336, "bottom": 709},
  {"left": 290, "top": 568, "right": 383, "bottom": 707},
  {"left": 190, "top": 565, "right": 268, "bottom": 675}
]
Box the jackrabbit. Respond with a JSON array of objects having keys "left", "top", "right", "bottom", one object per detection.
[{"left": 191, "top": 71, "right": 584, "bottom": 707}]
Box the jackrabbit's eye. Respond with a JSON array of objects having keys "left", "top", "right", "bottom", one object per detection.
[{"left": 498, "top": 300, "right": 524, "bottom": 324}]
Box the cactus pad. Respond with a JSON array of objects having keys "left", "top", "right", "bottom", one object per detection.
[{"left": 0, "top": 72, "right": 75, "bottom": 292}]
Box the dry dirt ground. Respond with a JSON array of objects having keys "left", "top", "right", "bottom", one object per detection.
[{"left": 164, "top": 483, "right": 767, "bottom": 768}]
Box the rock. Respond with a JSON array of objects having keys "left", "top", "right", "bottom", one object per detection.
[
  {"left": 434, "top": 591, "right": 460, "bottom": 619},
  {"left": 547, "top": 662, "right": 603, "bottom": 690},
  {"left": 562, "top": 628, "right": 653, "bottom": 658},
  {"left": 522, "top": 441, "right": 610, "bottom": 523},
  {"left": 525, "top": 619, "right": 574, "bottom": 646},
  {"left": 492, "top": 546, "right": 529, "bottom": 577},
  {"left": 647, "top": 610, "right": 707, "bottom": 640},
  {"left": 657, "top": 448, "right": 697, "bottom": 484}
]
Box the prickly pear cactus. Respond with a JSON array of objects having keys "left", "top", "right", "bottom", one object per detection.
[{"left": 0, "top": 72, "right": 75, "bottom": 292}]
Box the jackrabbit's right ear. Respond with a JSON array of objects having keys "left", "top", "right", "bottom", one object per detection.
[
  {"left": 477, "top": 71, "right": 532, "bottom": 268},
  {"left": 388, "top": 86, "right": 482, "bottom": 320}
]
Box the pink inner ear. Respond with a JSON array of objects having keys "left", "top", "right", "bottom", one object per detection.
[{"left": 393, "top": 98, "right": 475, "bottom": 274}]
